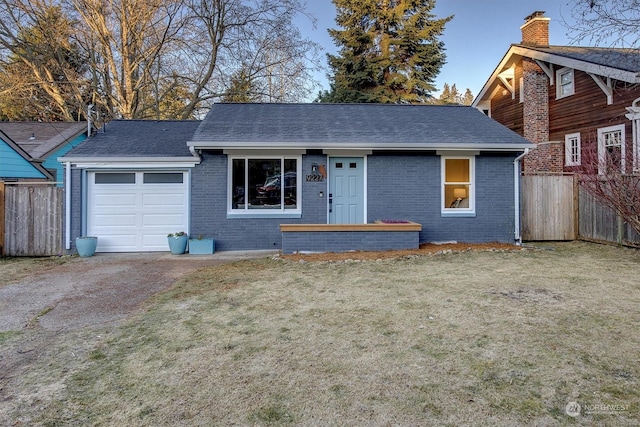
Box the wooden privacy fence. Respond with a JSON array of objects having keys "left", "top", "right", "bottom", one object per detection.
[
  {"left": 1, "top": 183, "right": 63, "bottom": 256},
  {"left": 579, "top": 187, "right": 640, "bottom": 247},
  {"left": 521, "top": 175, "right": 577, "bottom": 241},
  {"left": 521, "top": 174, "right": 640, "bottom": 247}
]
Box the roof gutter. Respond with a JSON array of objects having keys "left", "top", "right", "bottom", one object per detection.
[
  {"left": 187, "top": 141, "right": 534, "bottom": 152},
  {"left": 189, "top": 145, "right": 200, "bottom": 159},
  {"left": 513, "top": 148, "right": 530, "bottom": 245},
  {"left": 58, "top": 156, "right": 201, "bottom": 165}
]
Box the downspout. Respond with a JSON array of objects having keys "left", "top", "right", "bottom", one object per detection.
[
  {"left": 513, "top": 148, "right": 530, "bottom": 245},
  {"left": 65, "top": 161, "right": 72, "bottom": 250}
]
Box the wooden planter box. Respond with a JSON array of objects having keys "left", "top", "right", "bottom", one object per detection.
[
  {"left": 279, "top": 222, "right": 422, "bottom": 254},
  {"left": 188, "top": 238, "right": 215, "bottom": 254}
]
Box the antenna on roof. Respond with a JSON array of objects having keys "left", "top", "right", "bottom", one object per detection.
[{"left": 87, "top": 104, "right": 95, "bottom": 137}]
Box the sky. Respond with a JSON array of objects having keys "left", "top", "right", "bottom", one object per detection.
[{"left": 299, "top": 0, "right": 579, "bottom": 99}]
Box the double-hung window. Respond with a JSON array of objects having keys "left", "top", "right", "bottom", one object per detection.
[
  {"left": 597, "top": 124, "right": 625, "bottom": 174},
  {"left": 442, "top": 156, "right": 475, "bottom": 216},
  {"left": 556, "top": 67, "right": 575, "bottom": 99},
  {"left": 564, "top": 133, "right": 581, "bottom": 166},
  {"left": 229, "top": 156, "right": 301, "bottom": 216}
]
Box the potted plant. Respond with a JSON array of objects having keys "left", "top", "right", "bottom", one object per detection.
[
  {"left": 188, "top": 234, "right": 215, "bottom": 255},
  {"left": 76, "top": 236, "right": 98, "bottom": 257},
  {"left": 167, "top": 231, "right": 188, "bottom": 255}
]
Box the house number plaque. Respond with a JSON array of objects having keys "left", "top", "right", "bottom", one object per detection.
[{"left": 306, "top": 174, "right": 324, "bottom": 182}]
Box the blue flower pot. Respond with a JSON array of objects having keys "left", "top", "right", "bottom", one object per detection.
[
  {"left": 188, "top": 238, "right": 215, "bottom": 254},
  {"left": 76, "top": 236, "right": 98, "bottom": 257},
  {"left": 167, "top": 235, "right": 188, "bottom": 254}
]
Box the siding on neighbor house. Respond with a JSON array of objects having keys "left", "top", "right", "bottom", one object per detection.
[
  {"left": 0, "top": 139, "right": 47, "bottom": 179},
  {"left": 190, "top": 152, "right": 518, "bottom": 251},
  {"left": 43, "top": 133, "right": 87, "bottom": 185},
  {"left": 547, "top": 70, "right": 639, "bottom": 141}
]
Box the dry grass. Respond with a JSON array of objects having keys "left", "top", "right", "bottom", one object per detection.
[
  {"left": 0, "top": 255, "right": 72, "bottom": 287},
  {"left": 5, "top": 242, "right": 640, "bottom": 425}
]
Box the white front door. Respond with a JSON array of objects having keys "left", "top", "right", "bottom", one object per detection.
[
  {"left": 87, "top": 171, "right": 189, "bottom": 252},
  {"left": 329, "top": 157, "right": 365, "bottom": 224}
]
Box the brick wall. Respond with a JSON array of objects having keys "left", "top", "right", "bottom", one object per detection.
[
  {"left": 520, "top": 12, "right": 549, "bottom": 46},
  {"left": 190, "top": 152, "right": 328, "bottom": 251},
  {"left": 282, "top": 230, "right": 419, "bottom": 254},
  {"left": 67, "top": 167, "right": 83, "bottom": 251},
  {"left": 523, "top": 141, "right": 564, "bottom": 174},
  {"left": 67, "top": 152, "right": 521, "bottom": 253},
  {"left": 521, "top": 53, "right": 566, "bottom": 174},
  {"left": 189, "top": 152, "right": 520, "bottom": 250},
  {"left": 366, "top": 154, "right": 517, "bottom": 244},
  {"left": 522, "top": 59, "right": 549, "bottom": 144}
]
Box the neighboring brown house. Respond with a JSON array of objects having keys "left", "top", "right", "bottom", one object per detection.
[{"left": 473, "top": 11, "right": 640, "bottom": 174}]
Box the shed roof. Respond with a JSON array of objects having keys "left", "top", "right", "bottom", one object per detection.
[
  {"left": 189, "top": 103, "right": 533, "bottom": 150},
  {"left": 0, "top": 121, "right": 87, "bottom": 159}
]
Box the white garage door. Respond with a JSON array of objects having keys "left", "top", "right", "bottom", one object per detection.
[{"left": 87, "top": 171, "right": 189, "bottom": 252}]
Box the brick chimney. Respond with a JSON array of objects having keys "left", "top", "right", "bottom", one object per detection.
[
  {"left": 520, "top": 11, "right": 561, "bottom": 174},
  {"left": 521, "top": 11, "right": 550, "bottom": 46}
]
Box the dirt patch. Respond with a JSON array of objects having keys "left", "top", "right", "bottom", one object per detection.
[
  {"left": 0, "top": 254, "right": 223, "bottom": 332},
  {"left": 0, "top": 251, "right": 274, "bottom": 426},
  {"left": 281, "top": 242, "right": 523, "bottom": 262}
]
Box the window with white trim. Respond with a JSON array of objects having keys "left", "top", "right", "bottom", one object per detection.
[
  {"left": 564, "top": 133, "right": 581, "bottom": 166},
  {"left": 229, "top": 156, "right": 300, "bottom": 214},
  {"left": 556, "top": 67, "right": 574, "bottom": 99},
  {"left": 597, "top": 124, "right": 625, "bottom": 174},
  {"left": 442, "top": 156, "right": 474, "bottom": 215}
]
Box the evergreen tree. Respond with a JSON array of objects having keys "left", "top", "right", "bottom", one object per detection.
[
  {"left": 438, "top": 83, "right": 451, "bottom": 104},
  {"left": 431, "top": 82, "right": 474, "bottom": 105},
  {"left": 460, "top": 88, "right": 474, "bottom": 105},
  {"left": 221, "top": 70, "right": 261, "bottom": 103},
  {"left": 318, "top": 0, "right": 452, "bottom": 103}
]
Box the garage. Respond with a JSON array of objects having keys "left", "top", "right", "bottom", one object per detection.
[{"left": 87, "top": 171, "right": 189, "bottom": 252}]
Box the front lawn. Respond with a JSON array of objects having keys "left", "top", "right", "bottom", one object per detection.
[{"left": 9, "top": 242, "right": 640, "bottom": 425}]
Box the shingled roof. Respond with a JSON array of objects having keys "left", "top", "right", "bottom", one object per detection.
[
  {"left": 0, "top": 121, "right": 87, "bottom": 159},
  {"left": 62, "top": 120, "right": 201, "bottom": 160},
  {"left": 520, "top": 45, "right": 640, "bottom": 74},
  {"left": 189, "top": 103, "right": 532, "bottom": 150},
  {"left": 474, "top": 44, "right": 640, "bottom": 107}
]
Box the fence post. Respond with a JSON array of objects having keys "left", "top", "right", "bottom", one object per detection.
[
  {"left": 617, "top": 214, "right": 624, "bottom": 245},
  {"left": 0, "top": 181, "right": 4, "bottom": 256}
]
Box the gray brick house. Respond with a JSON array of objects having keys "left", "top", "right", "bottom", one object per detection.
[{"left": 61, "top": 103, "right": 533, "bottom": 253}]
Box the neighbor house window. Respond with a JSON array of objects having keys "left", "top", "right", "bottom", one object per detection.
[
  {"left": 442, "top": 156, "right": 475, "bottom": 216},
  {"left": 565, "top": 133, "right": 581, "bottom": 166},
  {"left": 556, "top": 67, "right": 575, "bottom": 99},
  {"left": 229, "top": 156, "right": 300, "bottom": 215},
  {"left": 597, "top": 124, "right": 625, "bottom": 174}
]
